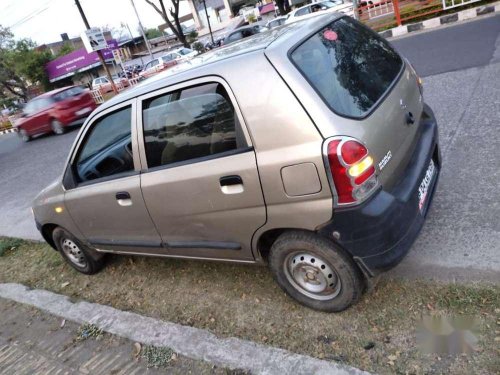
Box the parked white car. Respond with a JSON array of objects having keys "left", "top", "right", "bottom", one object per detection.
[
  {"left": 285, "top": 0, "right": 354, "bottom": 24},
  {"left": 162, "top": 48, "right": 199, "bottom": 64},
  {"left": 91, "top": 76, "right": 129, "bottom": 93},
  {"left": 266, "top": 16, "right": 287, "bottom": 29}
]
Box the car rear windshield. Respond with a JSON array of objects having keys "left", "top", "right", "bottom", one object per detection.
[
  {"left": 290, "top": 17, "right": 403, "bottom": 118},
  {"left": 53, "top": 86, "right": 85, "bottom": 102}
]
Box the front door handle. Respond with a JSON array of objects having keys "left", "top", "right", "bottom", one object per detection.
[
  {"left": 220, "top": 175, "right": 242, "bottom": 186},
  {"left": 220, "top": 175, "right": 244, "bottom": 195},
  {"left": 115, "top": 191, "right": 132, "bottom": 206}
]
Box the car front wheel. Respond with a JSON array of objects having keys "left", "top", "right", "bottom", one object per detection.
[
  {"left": 52, "top": 227, "right": 105, "bottom": 275},
  {"left": 51, "top": 119, "right": 65, "bottom": 135},
  {"left": 19, "top": 129, "right": 30, "bottom": 142},
  {"left": 268, "top": 231, "right": 364, "bottom": 312}
]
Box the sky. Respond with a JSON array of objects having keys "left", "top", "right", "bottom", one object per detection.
[{"left": 0, "top": 0, "right": 192, "bottom": 45}]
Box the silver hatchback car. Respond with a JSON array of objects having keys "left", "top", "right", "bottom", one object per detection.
[{"left": 33, "top": 14, "right": 440, "bottom": 312}]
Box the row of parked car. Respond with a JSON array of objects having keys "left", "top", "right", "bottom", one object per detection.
[
  {"left": 212, "top": 0, "right": 354, "bottom": 47},
  {"left": 91, "top": 47, "right": 200, "bottom": 93}
]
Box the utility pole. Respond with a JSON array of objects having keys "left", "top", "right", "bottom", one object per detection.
[
  {"left": 129, "top": 0, "right": 154, "bottom": 60},
  {"left": 201, "top": 0, "right": 214, "bottom": 44},
  {"left": 74, "top": 0, "right": 118, "bottom": 94}
]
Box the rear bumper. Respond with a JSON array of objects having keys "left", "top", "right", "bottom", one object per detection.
[{"left": 318, "top": 103, "right": 441, "bottom": 276}]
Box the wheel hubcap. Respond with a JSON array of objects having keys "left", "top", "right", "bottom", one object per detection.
[
  {"left": 284, "top": 252, "right": 341, "bottom": 301},
  {"left": 61, "top": 238, "right": 86, "bottom": 267},
  {"left": 52, "top": 120, "right": 63, "bottom": 134}
]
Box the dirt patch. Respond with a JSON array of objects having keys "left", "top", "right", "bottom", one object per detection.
[{"left": 0, "top": 238, "right": 498, "bottom": 374}]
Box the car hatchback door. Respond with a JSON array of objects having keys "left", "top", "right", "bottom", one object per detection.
[
  {"left": 137, "top": 78, "right": 266, "bottom": 261},
  {"left": 63, "top": 100, "right": 163, "bottom": 253}
]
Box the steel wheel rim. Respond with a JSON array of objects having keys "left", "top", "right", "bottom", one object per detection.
[
  {"left": 52, "top": 120, "right": 63, "bottom": 134},
  {"left": 283, "top": 252, "right": 341, "bottom": 301},
  {"left": 61, "top": 238, "right": 87, "bottom": 268}
]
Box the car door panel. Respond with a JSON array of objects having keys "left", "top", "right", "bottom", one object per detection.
[
  {"left": 64, "top": 100, "right": 163, "bottom": 253},
  {"left": 140, "top": 150, "right": 265, "bottom": 260},
  {"left": 137, "top": 78, "right": 266, "bottom": 261},
  {"left": 64, "top": 175, "right": 162, "bottom": 252}
]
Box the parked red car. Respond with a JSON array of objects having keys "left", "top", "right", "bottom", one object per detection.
[{"left": 15, "top": 86, "right": 97, "bottom": 142}]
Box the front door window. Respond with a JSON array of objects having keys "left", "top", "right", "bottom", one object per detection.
[{"left": 74, "top": 106, "right": 133, "bottom": 183}]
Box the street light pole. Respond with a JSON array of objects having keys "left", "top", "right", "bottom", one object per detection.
[
  {"left": 74, "top": 0, "right": 118, "bottom": 94},
  {"left": 201, "top": 0, "right": 214, "bottom": 44},
  {"left": 129, "top": 0, "right": 154, "bottom": 60}
]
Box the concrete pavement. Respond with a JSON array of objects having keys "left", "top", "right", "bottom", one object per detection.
[
  {"left": 0, "top": 283, "right": 370, "bottom": 375},
  {"left": 0, "top": 296, "right": 243, "bottom": 375},
  {"left": 0, "top": 15, "right": 499, "bottom": 282}
]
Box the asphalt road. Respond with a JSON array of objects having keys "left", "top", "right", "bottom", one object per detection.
[
  {"left": 0, "top": 15, "right": 499, "bottom": 281},
  {"left": 391, "top": 14, "right": 500, "bottom": 77}
]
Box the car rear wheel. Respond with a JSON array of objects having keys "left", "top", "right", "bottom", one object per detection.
[
  {"left": 19, "top": 129, "right": 31, "bottom": 142},
  {"left": 52, "top": 227, "right": 105, "bottom": 275},
  {"left": 51, "top": 119, "right": 65, "bottom": 135},
  {"left": 268, "top": 231, "right": 364, "bottom": 312}
]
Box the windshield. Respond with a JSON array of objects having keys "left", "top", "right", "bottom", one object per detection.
[
  {"left": 322, "top": 0, "right": 344, "bottom": 7},
  {"left": 290, "top": 17, "right": 402, "bottom": 118},
  {"left": 53, "top": 87, "right": 85, "bottom": 101}
]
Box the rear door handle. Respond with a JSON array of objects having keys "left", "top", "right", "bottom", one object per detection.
[
  {"left": 219, "top": 175, "right": 244, "bottom": 195},
  {"left": 115, "top": 191, "right": 132, "bottom": 206}
]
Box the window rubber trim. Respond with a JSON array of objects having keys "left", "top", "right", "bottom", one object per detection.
[{"left": 141, "top": 146, "right": 255, "bottom": 174}]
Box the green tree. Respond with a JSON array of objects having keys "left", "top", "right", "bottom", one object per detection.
[
  {"left": 56, "top": 42, "right": 75, "bottom": 57},
  {"left": 144, "top": 28, "right": 162, "bottom": 39},
  {"left": 0, "top": 25, "right": 53, "bottom": 101}
]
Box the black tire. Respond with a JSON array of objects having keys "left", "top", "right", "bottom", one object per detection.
[
  {"left": 268, "top": 231, "right": 364, "bottom": 312},
  {"left": 51, "top": 119, "right": 65, "bottom": 135},
  {"left": 52, "top": 227, "right": 105, "bottom": 275}
]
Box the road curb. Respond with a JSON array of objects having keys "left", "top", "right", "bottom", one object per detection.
[
  {"left": 379, "top": 1, "right": 500, "bottom": 39},
  {"left": 0, "top": 283, "right": 370, "bottom": 375},
  {"left": 0, "top": 128, "right": 17, "bottom": 136}
]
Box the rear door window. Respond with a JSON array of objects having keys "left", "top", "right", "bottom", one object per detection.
[
  {"left": 142, "top": 82, "right": 245, "bottom": 169},
  {"left": 54, "top": 87, "right": 85, "bottom": 101},
  {"left": 295, "top": 7, "right": 311, "bottom": 16},
  {"left": 290, "top": 17, "right": 403, "bottom": 118},
  {"left": 227, "top": 31, "right": 242, "bottom": 43}
]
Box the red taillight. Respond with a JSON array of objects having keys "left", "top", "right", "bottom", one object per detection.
[
  {"left": 326, "top": 138, "right": 377, "bottom": 205},
  {"left": 327, "top": 140, "right": 355, "bottom": 204},
  {"left": 341, "top": 140, "right": 368, "bottom": 164}
]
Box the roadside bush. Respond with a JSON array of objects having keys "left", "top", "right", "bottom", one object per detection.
[
  {"left": 187, "top": 30, "right": 199, "bottom": 43},
  {"left": 191, "top": 41, "right": 205, "bottom": 54}
]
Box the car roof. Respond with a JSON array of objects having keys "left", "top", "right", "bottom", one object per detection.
[
  {"left": 97, "top": 14, "right": 342, "bottom": 113},
  {"left": 36, "top": 86, "right": 77, "bottom": 98}
]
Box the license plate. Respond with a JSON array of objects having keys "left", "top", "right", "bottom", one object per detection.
[
  {"left": 75, "top": 107, "right": 91, "bottom": 116},
  {"left": 418, "top": 159, "right": 435, "bottom": 212}
]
